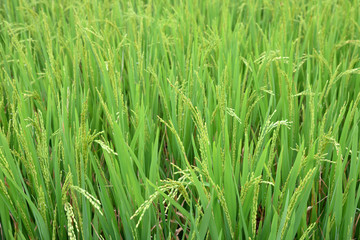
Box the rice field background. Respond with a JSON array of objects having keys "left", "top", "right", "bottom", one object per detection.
[{"left": 1, "top": 0, "right": 360, "bottom": 239}]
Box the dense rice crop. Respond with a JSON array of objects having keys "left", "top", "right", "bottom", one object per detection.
[{"left": 1, "top": 0, "right": 360, "bottom": 239}]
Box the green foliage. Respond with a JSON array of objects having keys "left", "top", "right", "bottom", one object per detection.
[{"left": 1, "top": 0, "right": 360, "bottom": 239}]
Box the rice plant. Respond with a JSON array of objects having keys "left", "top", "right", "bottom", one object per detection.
[{"left": 0, "top": 0, "right": 360, "bottom": 239}]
